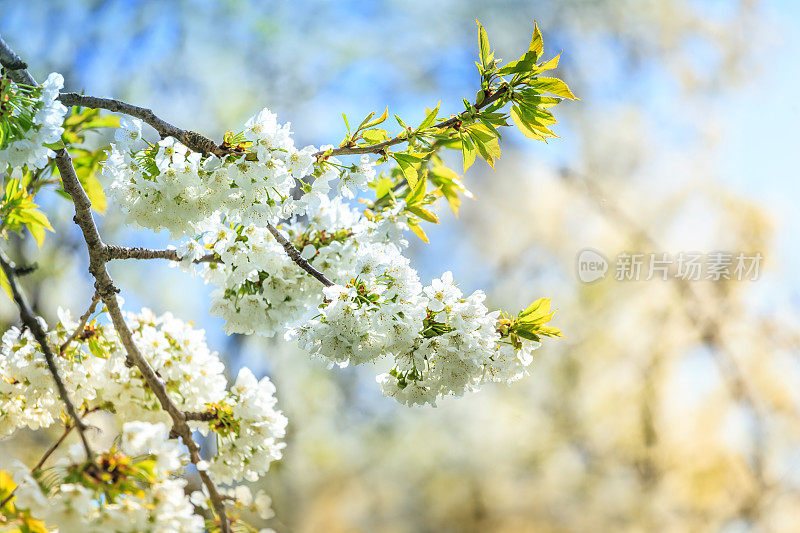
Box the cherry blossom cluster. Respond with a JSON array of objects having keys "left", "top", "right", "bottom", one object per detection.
[
  {"left": 177, "top": 196, "right": 404, "bottom": 337},
  {"left": 173, "top": 193, "right": 544, "bottom": 406},
  {"left": 0, "top": 72, "right": 67, "bottom": 172},
  {"left": 0, "top": 307, "right": 286, "bottom": 485},
  {"left": 10, "top": 422, "right": 203, "bottom": 532},
  {"left": 103, "top": 108, "right": 375, "bottom": 237}
]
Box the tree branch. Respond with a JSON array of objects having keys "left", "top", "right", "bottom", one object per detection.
[
  {"left": 314, "top": 85, "right": 509, "bottom": 158},
  {"left": 0, "top": 248, "right": 94, "bottom": 460},
  {"left": 0, "top": 35, "right": 35, "bottom": 86},
  {"left": 105, "top": 236, "right": 334, "bottom": 287},
  {"left": 266, "top": 222, "right": 334, "bottom": 287},
  {"left": 54, "top": 148, "right": 232, "bottom": 533},
  {"left": 0, "top": 34, "right": 233, "bottom": 530},
  {"left": 104, "top": 245, "right": 218, "bottom": 263},
  {"left": 58, "top": 92, "right": 227, "bottom": 157},
  {"left": 57, "top": 76, "right": 508, "bottom": 161},
  {"left": 184, "top": 411, "right": 218, "bottom": 422},
  {"left": 59, "top": 292, "right": 101, "bottom": 355}
]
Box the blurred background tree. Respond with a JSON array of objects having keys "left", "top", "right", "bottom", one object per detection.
[{"left": 3, "top": 0, "right": 800, "bottom": 531}]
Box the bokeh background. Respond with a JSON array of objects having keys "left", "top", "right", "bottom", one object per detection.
[{"left": 2, "top": 0, "right": 800, "bottom": 531}]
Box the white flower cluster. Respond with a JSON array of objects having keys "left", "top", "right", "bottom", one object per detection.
[
  {"left": 103, "top": 108, "right": 375, "bottom": 237},
  {"left": 0, "top": 72, "right": 67, "bottom": 172},
  {"left": 173, "top": 195, "right": 541, "bottom": 406},
  {"left": 291, "top": 242, "right": 425, "bottom": 366},
  {"left": 100, "top": 105, "right": 552, "bottom": 406},
  {"left": 11, "top": 422, "right": 203, "bottom": 532},
  {"left": 178, "top": 195, "right": 402, "bottom": 338},
  {"left": 299, "top": 268, "right": 542, "bottom": 406},
  {"left": 201, "top": 367, "right": 288, "bottom": 484},
  {"left": 191, "top": 484, "right": 275, "bottom": 525},
  {"left": 194, "top": 221, "right": 320, "bottom": 337},
  {"left": 0, "top": 307, "right": 286, "bottom": 485},
  {"left": 378, "top": 272, "right": 542, "bottom": 406}
]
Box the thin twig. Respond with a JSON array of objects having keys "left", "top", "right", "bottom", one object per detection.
[
  {"left": 0, "top": 249, "right": 94, "bottom": 460},
  {"left": 58, "top": 81, "right": 508, "bottom": 161},
  {"left": 0, "top": 406, "right": 102, "bottom": 509},
  {"left": 105, "top": 235, "right": 334, "bottom": 288},
  {"left": 60, "top": 292, "right": 101, "bottom": 355},
  {"left": 33, "top": 422, "right": 75, "bottom": 473},
  {"left": 266, "top": 222, "right": 334, "bottom": 286},
  {"left": 0, "top": 35, "right": 34, "bottom": 85},
  {"left": 315, "top": 85, "right": 509, "bottom": 158},
  {"left": 58, "top": 92, "right": 227, "bottom": 157},
  {"left": 184, "top": 411, "right": 218, "bottom": 422},
  {"left": 104, "top": 245, "right": 218, "bottom": 263}
]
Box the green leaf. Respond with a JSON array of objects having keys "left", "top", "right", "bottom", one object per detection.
[
  {"left": 82, "top": 115, "right": 120, "bottom": 129},
  {"left": 518, "top": 298, "right": 554, "bottom": 324},
  {"left": 536, "top": 324, "right": 565, "bottom": 338},
  {"left": 466, "top": 123, "right": 502, "bottom": 168},
  {"left": 342, "top": 113, "right": 351, "bottom": 134},
  {"left": 515, "top": 329, "right": 542, "bottom": 342},
  {"left": 537, "top": 52, "right": 561, "bottom": 72},
  {"left": 532, "top": 76, "right": 578, "bottom": 99},
  {"left": 496, "top": 55, "right": 538, "bottom": 76},
  {"left": 391, "top": 152, "right": 426, "bottom": 189},
  {"left": 362, "top": 128, "right": 389, "bottom": 144},
  {"left": 529, "top": 21, "right": 544, "bottom": 59},
  {"left": 477, "top": 20, "right": 492, "bottom": 67},
  {"left": 407, "top": 206, "right": 439, "bottom": 224},
  {"left": 510, "top": 106, "right": 547, "bottom": 140},
  {"left": 404, "top": 173, "right": 427, "bottom": 206},
  {"left": 515, "top": 90, "right": 562, "bottom": 108},
  {"left": 407, "top": 218, "right": 429, "bottom": 243},
  {"left": 460, "top": 135, "right": 477, "bottom": 172},
  {"left": 418, "top": 101, "right": 441, "bottom": 131},
  {"left": 395, "top": 114, "right": 410, "bottom": 130},
  {"left": 429, "top": 165, "right": 470, "bottom": 216},
  {"left": 43, "top": 140, "right": 66, "bottom": 150},
  {"left": 16, "top": 207, "right": 53, "bottom": 247},
  {"left": 360, "top": 107, "right": 389, "bottom": 130},
  {"left": 372, "top": 176, "right": 394, "bottom": 199},
  {"left": 512, "top": 297, "right": 564, "bottom": 341}
]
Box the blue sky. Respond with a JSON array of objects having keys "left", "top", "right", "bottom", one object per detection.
[{"left": 719, "top": 0, "right": 800, "bottom": 303}]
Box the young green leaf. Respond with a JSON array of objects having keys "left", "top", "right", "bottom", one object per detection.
[
  {"left": 531, "top": 76, "right": 578, "bottom": 99},
  {"left": 510, "top": 106, "right": 547, "bottom": 140},
  {"left": 476, "top": 20, "right": 492, "bottom": 68},
  {"left": 466, "top": 123, "right": 502, "bottom": 168},
  {"left": 404, "top": 173, "right": 427, "bottom": 206},
  {"left": 518, "top": 297, "right": 555, "bottom": 324},
  {"left": 358, "top": 107, "right": 389, "bottom": 132},
  {"left": 537, "top": 52, "right": 561, "bottom": 72},
  {"left": 418, "top": 101, "right": 441, "bottom": 131},
  {"left": 391, "top": 152, "right": 426, "bottom": 189},
  {"left": 460, "top": 135, "right": 477, "bottom": 173},
  {"left": 407, "top": 206, "right": 439, "bottom": 224},
  {"left": 342, "top": 113, "right": 351, "bottom": 134},
  {"left": 362, "top": 128, "right": 389, "bottom": 144},
  {"left": 529, "top": 21, "right": 544, "bottom": 59},
  {"left": 429, "top": 165, "right": 470, "bottom": 216},
  {"left": 407, "top": 218, "right": 430, "bottom": 243}
]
